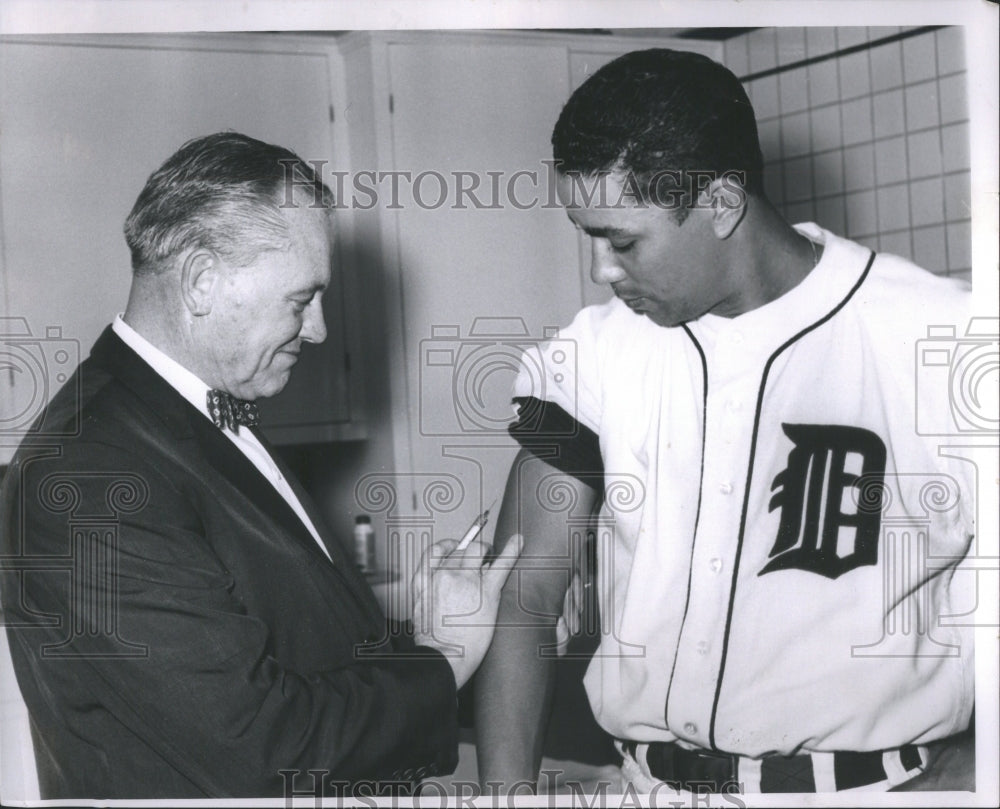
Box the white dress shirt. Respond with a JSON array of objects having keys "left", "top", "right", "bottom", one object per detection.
[{"left": 112, "top": 316, "right": 330, "bottom": 560}]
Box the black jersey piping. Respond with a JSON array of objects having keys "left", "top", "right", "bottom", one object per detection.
[
  {"left": 663, "top": 324, "right": 710, "bottom": 735},
  {"left": 707, "top": 250, "right": 877, "bottom": 751}
]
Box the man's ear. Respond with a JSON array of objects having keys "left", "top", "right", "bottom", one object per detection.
[
  {"left": 706, "top": 172, "right": 749, "bottom": 239},
  {"left": 180, "top": 249, "right": 219, "bottom": 316}
]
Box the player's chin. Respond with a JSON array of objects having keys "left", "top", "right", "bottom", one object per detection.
[{"left": 644, "top": 308, "right": 689, "bottom": 329}]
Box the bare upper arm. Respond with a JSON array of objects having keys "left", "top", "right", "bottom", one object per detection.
[{"left": 492, "top": 449, "right": 600, "bottom": 616}]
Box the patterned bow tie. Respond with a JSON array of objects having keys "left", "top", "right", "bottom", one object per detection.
[{"left": 207, "top": 389, "right": 260, "bottom": 433}]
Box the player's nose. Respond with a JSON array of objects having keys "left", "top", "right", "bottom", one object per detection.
[{"left": 590, "top": 239, "right": 628, "bottom": 285}]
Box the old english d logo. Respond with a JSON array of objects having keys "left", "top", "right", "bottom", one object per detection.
[{"left": 760, "top": 424, "right": 886, "bottom": 579}]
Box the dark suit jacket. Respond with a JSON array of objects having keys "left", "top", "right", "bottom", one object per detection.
[{"left": 0, "top": 328, "right": 458, "bottom": 798}]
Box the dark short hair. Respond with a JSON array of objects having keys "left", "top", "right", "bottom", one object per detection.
[
  {"left": 552, "top": 49, "right": 764, "bottom": 220},
  {"left": 124, "top": 132, "right": 333, "bottom": 274}
]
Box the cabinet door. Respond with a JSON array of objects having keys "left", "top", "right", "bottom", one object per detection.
[
  {"left": 0, "top": 38, "right": 355, "bottom": 462},
  {"left": 384, "top": 40, "right": 584, "bottom": 544}
]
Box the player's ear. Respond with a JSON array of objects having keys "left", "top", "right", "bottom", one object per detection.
[
  {"left": 180, "top": 248, "right": 220, "bottom": 316},
  {"left": 706, "top": 171, "right": 749, "bottom": 240}
]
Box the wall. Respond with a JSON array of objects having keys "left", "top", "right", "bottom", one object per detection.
[{"left": 724, "top": 26, "right": 970, "bottom": 281}]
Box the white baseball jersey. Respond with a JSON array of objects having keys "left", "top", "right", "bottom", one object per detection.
[{"left": 513, "top": 224, "right": 976, "bottom": 756}]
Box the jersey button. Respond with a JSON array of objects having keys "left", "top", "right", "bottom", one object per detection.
[
  {"left": 719, "top": 482, "right": 733, "bottom": 495},
  {"left": 726, "top": 399, "right": 742, "bottom": 412},
  {"left": 696, "top": 640, "right": 709, "bottom": 655},
  {"left": 684, "top": 722, "right": 698, "bottom": 735},
  {"left": 709, "top": 557, "right": 724, "bottom": 574},
  {"left": 730, "top": 331, "right": 744, "bottom": 344}
]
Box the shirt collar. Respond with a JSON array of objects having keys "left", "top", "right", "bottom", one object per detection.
[
  {"left": 111, "top": 315, "right": 214, "bottom": 422},
  {"left": 692, "top": 222, "right": 869, "bottom": 346}
]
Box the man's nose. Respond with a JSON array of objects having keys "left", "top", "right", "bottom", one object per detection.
[
  {"left": 300, "top": 299, "right": 328, "bottom": 344},
  {"left": 590, "top": 239, "right": 628, "bottom": 285}
]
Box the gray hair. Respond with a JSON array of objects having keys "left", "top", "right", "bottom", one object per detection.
[{"left": 124, "top": 132, "right": 333, "bottom": 274}]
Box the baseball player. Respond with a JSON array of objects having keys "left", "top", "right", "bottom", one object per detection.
[{"left": 474, "top": 48, "right": 977, "bottom": 795}]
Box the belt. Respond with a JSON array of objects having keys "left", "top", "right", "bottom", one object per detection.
[{"left": 621, "top": 740, "right": 926, "bottom": 793}]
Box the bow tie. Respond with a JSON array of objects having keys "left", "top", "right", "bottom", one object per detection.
[{"left": 207, "top": 389, "right": 260, "bottom": 433}]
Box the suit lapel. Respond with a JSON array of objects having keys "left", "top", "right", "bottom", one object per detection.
[
  {"left": 188, "top": 417, "right": 334, "bottom": 562},
  {"left": 90, "top": 328, "right": 387, "bottom": 626},
  {"left": 91, "top": 330, "right": 321, "bottom": 558},
  {"left": 251, "top": 427, "right": 387, "bottom": 620}
]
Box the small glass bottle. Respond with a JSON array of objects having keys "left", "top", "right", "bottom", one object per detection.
[{"left": 353, "top": 515, "right": 376, "bottom": 573}]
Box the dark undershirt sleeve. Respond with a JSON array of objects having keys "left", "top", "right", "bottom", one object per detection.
[{"left": 508, "top": 396, "right": 604, "bottom": 490}]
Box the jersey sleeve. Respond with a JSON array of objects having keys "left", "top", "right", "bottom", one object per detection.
[
  {"left": 508, "top": 395, "right": 603, "bottom": 486},
  {"left": 508, "top": 302, "right": 621, "bottom": 486}
]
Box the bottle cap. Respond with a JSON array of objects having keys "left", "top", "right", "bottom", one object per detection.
[{"left": 355, "top": 515, "right": 371, "bottom": 525}]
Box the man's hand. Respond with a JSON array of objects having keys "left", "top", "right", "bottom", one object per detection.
[
  {"left": 555, "top": 568, "right": 584, "bottom": 654},
  {"left": 411, "top": 534, "right": 522, "bottom": 688}
]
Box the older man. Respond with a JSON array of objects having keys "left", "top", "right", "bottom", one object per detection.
[
  {"left": 1, "top": 132, "right": 518, "bottom": 799},
  {"left": 476, "top": 48, "right": 976, "bottom": 796}
]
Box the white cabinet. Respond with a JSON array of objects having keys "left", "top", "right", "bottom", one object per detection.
[
  {"left": 380, "top": 37, "right": 587, "bottom": 545},
  {"left": 0, "top": 34, "right": 365, "bottom": 464}
]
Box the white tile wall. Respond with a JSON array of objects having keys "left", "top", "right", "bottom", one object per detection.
[
  {"left": 776, "top": 27, "right": 808, "bottom": 64},
  {"left": 907, "top": 130, "right": 943, "bottom": 178},
  {"left": 781, "top": 110, "right": 811, "bottom": 157},
  {"left": 872, "top": 89, "right": 904, "bottom": 137},
  {"left": 811, "top": 104, "right": 842, "bottom": 151},
  {"left": 910, "top": 177, "right": 945, "bottom": 228},
  {"left": 844, "top": 143, "right": 876, "bottom": 191},
  {"left": 841, "top": 97, "right": 874, "bottom": 144},
  {"left": 808, "top": 59, "right": 841, "bottom": 106},
  {"left": 725, "top": 26, "right": 971, "bottom": 276},
  {"left": 779, "top": 67, "right": 810, "bottom": 112},
  {"left": 905, "top": 81, "right": 940, "bottom": 131},
  {"left": 748, "top": 28, "right": 779, "bottom": 73},
  {"left": 806, "top": 27, "right": 838, "bottom": 59},
  {"left": 902, "top": 33, "right": 938, "bottom": 83},
  {"left": 870, "top": 41, "right": 904, "bottom": 92},
  {"left": 939, "top": 73, "right": 967, "bottom": 124},
  {"left": 837, "top": 28, "right": 869, "bottom": 50},
  {"left": 725, "top": 34, "right": 750, "bottom": 77},
  {"left": 846, "top": 189, "right": 877, "bottom": 235},
  {"left": 874, "top": 137, "right": 907, "bottom": 185},
  {"left": 936, "top": 26, "right": 965, "bottom": 74},
  {"left": 838, "top": 51, "right": 871, "bottom": 99},
  {"left": 942, "top": 122, "right": 969, "bottom": 173}
]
